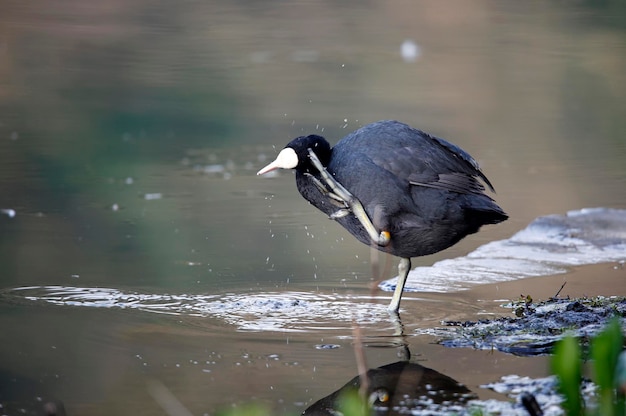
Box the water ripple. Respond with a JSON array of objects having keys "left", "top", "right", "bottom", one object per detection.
[{"left": 8, "top": 286, "right": 388, "bottom": 332}]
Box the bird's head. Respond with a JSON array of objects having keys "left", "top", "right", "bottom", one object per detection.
[{"left": 257, "top": 135, "right": 331, "bottom": 175}]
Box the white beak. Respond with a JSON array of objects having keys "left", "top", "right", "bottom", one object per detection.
[{"left": 257, "top": 148, "right": 298, "bottom": 175}]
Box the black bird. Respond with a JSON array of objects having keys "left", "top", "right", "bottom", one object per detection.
[{"left": 257, "top": 120, "right": 507, "bottom": 312}]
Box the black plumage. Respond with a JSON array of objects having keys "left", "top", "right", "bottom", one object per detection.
[{"left": 258, "top": 120, "right": 507, "bottom": 312}]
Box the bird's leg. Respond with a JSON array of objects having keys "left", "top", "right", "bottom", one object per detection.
[
  {"left": 388, "top": 257, "right": 411, "bottom": 313},
  {"left": 386, "top": 310, "right": 410, "bottom": 358},
  {"left": 307, "top": 148, "right": 391, "bottom": 247},
  {"left": 304, "top": 173, "right": 348, "bottom": 206}
]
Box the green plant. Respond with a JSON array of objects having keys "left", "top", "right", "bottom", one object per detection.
[
  {"left": 590, "top": 318, "right": 625, "bottom": 416},
  {"left": 336, "top": 388, "right": 371, "bottom": 416},
  {"left": 551, "top": 317, "right": 625, "bottom": 415},
  {"left": 552, "top": 334, "right": 583, "bottom": 415}
]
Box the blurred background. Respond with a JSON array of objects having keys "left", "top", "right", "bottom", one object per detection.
[{"left": 0, "top": 1, "right": 625, "bottom": 415}]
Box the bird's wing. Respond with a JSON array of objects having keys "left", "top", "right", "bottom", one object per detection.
[
  {"left": 366, "top": 130, "right": 495, "bottom": 195},
  {"left": 409, "top": 172, "right": 487, "bottom": 195},
  {"left": 430, "top": 136, "right": 495, "bottom": 192}
]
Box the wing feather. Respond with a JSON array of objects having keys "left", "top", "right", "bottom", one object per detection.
[{"left": 335, "top": 121, "right": 495, "bottom": 196}]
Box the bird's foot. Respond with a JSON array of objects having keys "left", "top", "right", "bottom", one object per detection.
[
  {"left": 305, "top": 172, "right": 349, "bottom": 207},
  {"left": 329, "top": 209, "right": 351, "bottom": 219},
  {"left": 307, "top": 149, "right": 354, "bottom": 204},
  {"left": 307, "top": 147, "right": 390, "bottom": 248},
  {"left": 304, "top": 172, "right": 327, "bottom": 193}
]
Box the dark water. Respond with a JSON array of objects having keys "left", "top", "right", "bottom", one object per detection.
[{"left": 1, "top": 1, "right": 625, "bottom": 415}]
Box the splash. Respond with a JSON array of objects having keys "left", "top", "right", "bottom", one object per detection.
[{"left": 8, "top": 286, "right": 388, "bottom": 332}]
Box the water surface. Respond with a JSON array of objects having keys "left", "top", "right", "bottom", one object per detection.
[{"left": 1, "top": 1, "right": 625, "bottom": 415}]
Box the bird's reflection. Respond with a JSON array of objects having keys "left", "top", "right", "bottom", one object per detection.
[{"left": 302, "top": 360, "right": 477, "bottom": 415}]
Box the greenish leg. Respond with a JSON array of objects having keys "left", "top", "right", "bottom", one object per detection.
[
  {"left": 388, "top": 258, "right": 411, "bottom": 313},
  {"left": 307, "top": 148, "right": 390, "bottom": 247}
]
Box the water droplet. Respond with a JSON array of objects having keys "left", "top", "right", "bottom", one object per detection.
[
  {"left": 401, "top": 39, "right": 421, "bottom": 62},
  {"left": 1, "top": 208, "right": 15, "bottom": 218},
  {"left": 144, "top": 193, "right": 162, "bottom": 200}
]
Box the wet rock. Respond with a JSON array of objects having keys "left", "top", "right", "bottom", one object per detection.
[{"left": 429, "top": 296, "right": 626, "bottom": 356}]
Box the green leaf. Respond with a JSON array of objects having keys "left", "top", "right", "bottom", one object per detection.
[
  {"left": 551, "top": 335, "right": 583, "bottom": 415},
  {"left": 590, "top": 318, "right": 624, "bottom": 416},
  {"left": 337, "top": 388, "right": 370, "bottom": 416}
]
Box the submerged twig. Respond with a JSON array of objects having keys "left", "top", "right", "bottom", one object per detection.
[{"left": 147, "top": 379, "right": 194, "bottom": 416}]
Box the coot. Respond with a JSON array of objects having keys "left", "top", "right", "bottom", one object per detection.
[{"left": 257, "top": 120, "right": 507, "bottom": 312}]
